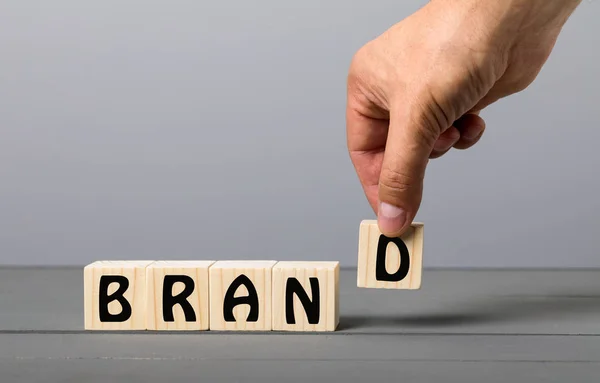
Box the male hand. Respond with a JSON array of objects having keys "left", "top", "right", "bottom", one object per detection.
[{"left": 347, "top": 0, "right": 581, "bottom": 237}]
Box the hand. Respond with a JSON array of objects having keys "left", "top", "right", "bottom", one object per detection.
[{"left": 346, "top": 0, "right": 581, "bottom": 237}]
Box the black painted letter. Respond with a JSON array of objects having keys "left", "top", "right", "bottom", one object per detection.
[
  {"left": 285, "top": 277, "right": 320, "bottom": 324},
  {"left": 162, "top": 275, "right": 196, "bottom": 322},
  {"left": 223, "top": 274, "right": 259, "bottom": 322},
  {"left": 99, "top": 275, "right": 132, "bottom": 322},
  {"left": 375, "top": 234, "right": 410, "bottom": 282}
]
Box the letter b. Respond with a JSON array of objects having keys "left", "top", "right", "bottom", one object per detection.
[{"left": 99, "top": 275, "right": 132, "bottom": 322}]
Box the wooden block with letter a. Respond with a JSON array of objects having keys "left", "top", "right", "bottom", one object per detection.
[
  {"left": 146, "top": 260, "right": 215, "bottom": 331},
  {"left": 357, "top": 220, "right": 424, "bottom": 289},
  {"left": 272, "top": 261, "right": 339, "bottom": 332},
  {"left": 209, "top": 260, "right": 277, "bottom": 331},
  {"left": 84, "top": 260, "right": 154, "bottom": 330}
]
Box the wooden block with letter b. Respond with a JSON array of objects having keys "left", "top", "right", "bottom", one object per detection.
[
  {"left": 209, "top": 260, "right": 277, "bottom": 331},
  {"left": 272, "top": 261, "right": 340, "bottom": 332},
  {"left": 84, "top": 260, "right": 154, "bottom": 330},
  {"left": 357, "top": 220, "right": 424, "bottom": 289},
  {"left": 146, "top": 260, "right": 215, "bottom": 331}
]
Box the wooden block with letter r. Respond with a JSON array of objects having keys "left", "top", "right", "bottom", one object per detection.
[
  {"left": 357, "top": 220, "right": 424, "bottom": 289},
  {"left": 272, "top": 261, "right": 340, "bottom": 332},
  {"left": 84, "top": 260, "right": 154, "bottom": 330},
  {"left": 146, "top": 260, "right": 215, "bottom": 331},
  {"left": 209, "top": 260, "right": 277, "bottom": 331}
]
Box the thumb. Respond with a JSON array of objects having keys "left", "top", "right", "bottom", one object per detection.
[{"left": 377, "top": 106, "right": 440, "bottom": 237}]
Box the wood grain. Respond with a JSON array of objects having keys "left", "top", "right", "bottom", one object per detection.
[
  {"left": 272, "top": 261, "right": 339, "bottom": 332},
  {"left": 84, "top": 260, "right": 154, "bottom": 330},
  {"left": 209, "top": 261, "right": 277, "bottom": 331},
  {"left": 357, "top": 220, "right": 424, "bottom": 289},
  {"left": 146, "top": 260, "right": 215, "bottom": 331}
]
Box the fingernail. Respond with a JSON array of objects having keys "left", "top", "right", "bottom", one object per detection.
[
  {"left": 463, "top": 127, "right": 483, "bottom": 140},
  {"left": 378, "top": 202, "right": 407, "bottom": 236}
]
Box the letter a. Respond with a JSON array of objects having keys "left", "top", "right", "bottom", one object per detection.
[{"left": 223, "top": 274, "right": 259, "bottom": 322}]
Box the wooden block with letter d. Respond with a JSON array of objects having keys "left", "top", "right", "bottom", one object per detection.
[
  {"left": 357, "top": 220, "right": 424, "bottom": 289},
  {"left": 209, "top": 260, "right": 277, "bottom": 331},
  {"left": 146, "top": 260, "right": 215, "bottom": 331},
  {"left": 272, "top": 261, "right": 339, "bottom": 332},
  {"left": 84, "top": 260, "right": 154, "bottom": 330}
]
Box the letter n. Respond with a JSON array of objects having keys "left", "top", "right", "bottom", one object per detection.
[{"left": 285, "top": 277, "right": 320, "bottom": 325}]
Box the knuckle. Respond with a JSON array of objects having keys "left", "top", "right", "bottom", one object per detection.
[
  {"left": 380, "top": 166, "right": 420, "bottom": 195},
  {"left": 409, "top": 86, "right": 454, "bottom": 139},
  {"left": 347, "top": 47, "right": 370, "bottom": 91},
  {"left": 414, "top": 118, "right": 442, "bottom": 147},
  {"left": 348, "top": 43, "right": 372, "bottom": 78}
]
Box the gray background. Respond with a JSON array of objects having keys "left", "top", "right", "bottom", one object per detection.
[{"left": 0, "top": 0, "right": 598, "bottom": 267}]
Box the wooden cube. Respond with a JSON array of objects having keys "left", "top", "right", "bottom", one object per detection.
[
  {"left": 146, "top": 260, "right": 215, "bottom": 331},
  {"left": 209, "top": 261, "right": 277, "bottom": 331},
  {"left": 357, "top": 220, "right": 424, "bottom": 289},
  {"left": 84, "top": 260, "right": 154, "bottom": 330},
  {"left": 272, "top": 261, "right": 339, "bottom": 332}
]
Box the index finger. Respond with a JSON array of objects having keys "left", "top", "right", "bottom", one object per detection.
[{"left": 346, "top": 88, "right": 390, "bottom": 213}]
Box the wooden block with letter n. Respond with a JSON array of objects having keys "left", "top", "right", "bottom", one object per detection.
[
  {"left": 84, "top": 260, "right": 154, "bottom": 330},
  {"left": 357, "top": 220, "right": 424, "bottom": 289},
  {"left": 209, "top": 260, "right": 277, "bottom": 331},
  {"left": 272, "top": 261, "right": 340, "bottom": 332},
  {"left": 146, "top": 260, "right": 215, "bottom": 331}
]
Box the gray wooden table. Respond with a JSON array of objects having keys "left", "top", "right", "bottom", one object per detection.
[{"left": 2, "top": 267, "right": 600, "bottom": 382}]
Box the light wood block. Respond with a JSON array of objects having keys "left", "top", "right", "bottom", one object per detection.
[
  {"left": 146, "top": 260, "right": 215, "bottom": 331},
  {"left": 84, "top": 260, "right": 154, "bottom": 330},
  {"left": 357, "top": 220, "right": 424, "bottom": 289},
  {"left": 272, "top": 261, "right": 340, "bottom": 332},
  {"left": 209, "top": 260, "right": 277, "bottom": 331}
]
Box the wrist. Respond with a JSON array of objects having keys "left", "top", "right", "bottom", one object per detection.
[
  {"left": 509, "top": 0, "right": 582, "bottom": 28},
  {"left": 429, "top": 0, "right": 581, "bottom": 28},
  {"left": 427, "top": 0, "right": 582, "bottom": 49}
]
